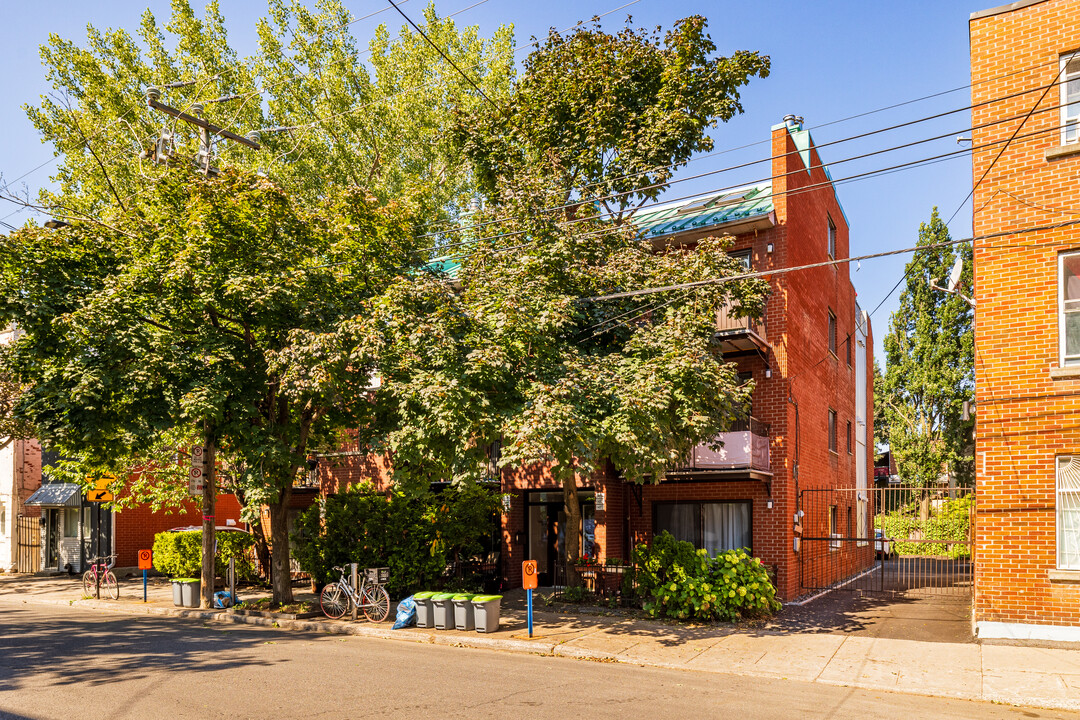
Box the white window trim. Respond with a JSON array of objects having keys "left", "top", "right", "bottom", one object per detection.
[
  {"left": 1057, "top": 456, "right": 1080, "bottom": 570},
  {"left": 1061, "top": 51, "right": 1080, "bottom": 146},
  {"left": 1058, "top": 251, "right": 1080, "bottom": 367},
  {"left": 827, "top": 214, "right": 836, "bottom": 259}
]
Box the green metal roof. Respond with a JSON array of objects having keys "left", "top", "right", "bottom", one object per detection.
[{"left": 630, "top": 182, "right": 774, "bottom": 239}]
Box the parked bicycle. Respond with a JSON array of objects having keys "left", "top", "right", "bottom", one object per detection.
[
  {"left": 319, "top": 566, "right": 390, "bottom": 622},
  {"left": 82, "top": 554, "right": 119, "bottom": 600}
]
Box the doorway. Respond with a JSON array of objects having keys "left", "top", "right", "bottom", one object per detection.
[
  {"left": 525, "top": 490, "right": 595, "bottom": 586},
  {"left": 45, "top": 509, "right": 61, "bottom": 570}
]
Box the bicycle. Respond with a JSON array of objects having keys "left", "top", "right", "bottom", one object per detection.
[
  {"left": 82, "top": 555, "right": 119, "bottom": 600},
  {"left": 319, "top": 566, "right": 390, "bottom": 622}
]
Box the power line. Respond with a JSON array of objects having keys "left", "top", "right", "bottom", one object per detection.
[
  {"left": 385, "top": 0, "right": 498, "bottom": 109},
  {"left": 947, "top": 49, "right": 1078, "bottom": 227},
  {"left": 581, "top": 218, "right": 1080, "bottom": 303}
]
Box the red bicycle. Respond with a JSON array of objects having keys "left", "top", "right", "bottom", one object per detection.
[{"left": 82, "top": 554, "right": 119, "bottom": 600}]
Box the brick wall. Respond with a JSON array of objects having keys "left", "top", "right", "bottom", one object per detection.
[
  {"left": 113, "top": 494, "right": 244, "bottom": 568},
  {"left": 970, "top": 0, "right": 1080, "bottom": 629},
  {"left": 318, "top": 122, "right": 874, "bottom": 601}
]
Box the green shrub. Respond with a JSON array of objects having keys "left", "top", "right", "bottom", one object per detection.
[
  {"left": 151, "top": 530, "right": 256, "bottom": 580},
  {"left": 291, "top": 483, "right": 502, "bottom": 597},
  {"left": 874, "top": 496, "right": 971, "bottom": 558},
  {"left": 632, "top": 531, "right": 780, "bottom": 622}
]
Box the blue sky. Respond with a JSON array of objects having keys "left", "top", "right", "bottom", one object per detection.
[{"left": 0, "top": 0, "right": 985, "bottom": 364}]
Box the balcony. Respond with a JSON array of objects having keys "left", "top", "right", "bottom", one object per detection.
[
  {"left": 670, "top": 417, "right": 771, "bottom": 476},
  {"left": 715, "top": 301, "right": 767, "bottom": 354}
]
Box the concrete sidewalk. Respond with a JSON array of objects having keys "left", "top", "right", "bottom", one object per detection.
[{"left": 2, "top": 574, "right": 1079, "bottom": 712}]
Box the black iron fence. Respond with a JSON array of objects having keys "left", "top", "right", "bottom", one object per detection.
[{"left": 798, "top": 486, "right": 974, "bottom": 597}]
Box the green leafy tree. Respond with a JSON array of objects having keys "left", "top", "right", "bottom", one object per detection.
[
  {"left": 6, "top": 0, "right": 512, "bottom": 604},
  {"left": 367, "top": 17, "right": 771, "bottom": 582},
  {"left": 881, "top": 209, "right": 974, "bottom": 490},
  {"left": 15, "top": 0, "right": 512, "bottom": 232},
  {"left": 0, "top": 167, "right": 418, "bottom": 605}
]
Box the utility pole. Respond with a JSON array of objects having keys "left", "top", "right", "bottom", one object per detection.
[{"left": 145, "top": 85, "right": 260, "bottom": 608}]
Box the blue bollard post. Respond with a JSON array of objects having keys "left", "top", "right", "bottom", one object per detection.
[
  {"left": 527, "top": 588, "right": 533, "bottom": 637},
  {"left": 143, "top": 569, "right": 147, "bottom": 603}
]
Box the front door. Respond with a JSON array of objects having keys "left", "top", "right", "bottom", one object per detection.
[
  {"left": 46, "top": 510, "right": 61, "bottom": 570},
  {"left": 525, "top": 490, "right": 596, "bottom": 586}
]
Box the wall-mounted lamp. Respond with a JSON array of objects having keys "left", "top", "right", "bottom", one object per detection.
[
  {"left": 765, "top": 367, "right": 772, "bottom": 379},
  {"left": 767, "top": 500, "right": 773, "bottom": 510},
  {"left": 513, "top": 531, "right": 523, "bottom": 545},
  {"left": 766, "top": 242, "right": 774, "bottom": 253}
]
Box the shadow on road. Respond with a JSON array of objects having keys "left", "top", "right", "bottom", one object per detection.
[{"left": 0, "top": 605, "right": 305, "bottom": 693}]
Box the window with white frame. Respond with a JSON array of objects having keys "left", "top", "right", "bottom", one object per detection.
[
  {"left": 1058, "top": 251, "right": 1080, "bottom": 366},
  {"left": 1056, "top": 456, "right": 1080, "bottom": 570},
  {"left": 1062, "top": 52, "right": 1080, "bottom": 145}
]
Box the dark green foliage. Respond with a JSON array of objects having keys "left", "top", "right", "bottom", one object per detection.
[
  {"left": 291, "top": 483, "right": 502, "bottom": 596},
  {"left": 151, "top": 530, "right": 256, "bottom": 579},
  {"left": 881, "top": 209, "right": 974, "bottom": 487},
  {"left": 632, "top": 531, "right": 780, "bottom": 622}
]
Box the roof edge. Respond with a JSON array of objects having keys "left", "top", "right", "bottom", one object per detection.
[{"left": 970, "top": 0, "right": 1049, "bottom": 21}]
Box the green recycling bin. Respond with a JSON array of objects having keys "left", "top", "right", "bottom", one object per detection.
[
  {"left": 471, "top": 594, "right": 502, "bottom": 633},
  {"left": 413, "top": 591, "right": 438, "bottom": 628},
  {"left": 431, "top": 592, "right": 457, "bottom": 630},
  {"left": 452, "top": 593, "right": 476, "bottom": 631}
]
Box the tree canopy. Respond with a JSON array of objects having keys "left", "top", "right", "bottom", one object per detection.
[
  {"left": 0, "top": 166, "right": 419, "bottom": 602},
  {"left": 880, "top": 209, "right": 974, "bottom": 488}
]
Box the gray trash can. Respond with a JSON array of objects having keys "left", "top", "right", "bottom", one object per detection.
[
  {"left": 471, "top": 594, "right": 502, "bottom": 633},
  {"left": 413, "top": 591, "right": 437, "bottom": 628},
  {"left": 431, "top": 593, "right": 457, "bottom": 630},
  {"left": 174, "top": 579, "right": 201, "bottom": 608},
  {"left": 452, "top": 593, "right": 476, "bottom": 631}
]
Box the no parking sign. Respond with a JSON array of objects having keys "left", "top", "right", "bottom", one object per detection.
[{"left": 138, "top": 549, "right": 153, "bottom": 570}]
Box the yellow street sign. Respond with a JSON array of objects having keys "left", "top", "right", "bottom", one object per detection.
[{"left": 87, "top": 489, "right": 113, "bottom": 503}]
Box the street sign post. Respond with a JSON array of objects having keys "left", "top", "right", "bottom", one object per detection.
[
  {"left": 189, "top": 447, "right": 206, "bottom": 496},
  {"left": 522, "top": 560, "right": 538, "bottom": 637},
  {"left": 138, "top": 550, "right": 153, "bottom": 602}
]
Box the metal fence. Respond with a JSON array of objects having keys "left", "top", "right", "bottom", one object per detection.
[{"left": 799, "top": 486, "right": 973, "bottom": 597}]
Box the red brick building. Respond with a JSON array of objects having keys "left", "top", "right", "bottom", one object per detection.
[
  {"left": 970, "top": 0, "right": 1080, "bottom": 642},
  {"left": 322, "top": 118, "right": 875, "bottom": 601},
  {"left": 13, "top": 437, "right": 244, "bottom": 573}
]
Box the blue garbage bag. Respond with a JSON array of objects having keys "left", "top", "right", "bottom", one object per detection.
[
  {"left": 392, "top": 596, "right": 416, "bottom": 629},
  {"left": 214, "top": 591, "right": 237, "bottom": 609}
]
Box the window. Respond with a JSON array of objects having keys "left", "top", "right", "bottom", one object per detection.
[
  {"left": 828, "top": 505, "right": 840, "bottom": 549},
  {"left": 1062, "top": 52, "right": 1080, "bottom": 145},
  {"left": 828, "top": 310, "right": 837, "bottom": 356},
  {"left": 827, "top": 215, "right": 837, "bottom": 258},
  {"left": 846, "top": 420, "right": 853, "bottom": 454},
  {"left": 1058, "top": 251, "right": 1080, "bottom": 366},
  {"left": 1057, "top": 456, "right": 1080, "bottom": 570},
  {"left": 64, "top": 508, "right": 79, "bottom": 538},
  {"left": 845, "top": 334, "right": 852, "bottom": 367},
  {"left": 828, "top": 409, "right": 838, "bottom": 453},
  {"left": 729, "top": 250, "right": 751, "bottom": 270},
  {"left": 654, "top": 501, "right": 752, "bottom": 555}
]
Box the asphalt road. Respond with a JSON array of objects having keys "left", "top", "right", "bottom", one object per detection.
[{"left": 0, "top": 603, "right": 1075, "bottom": 720}]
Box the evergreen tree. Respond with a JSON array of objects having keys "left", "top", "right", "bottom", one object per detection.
[{"left": 881, "top": 209, "right": 974, "bottom": 488}]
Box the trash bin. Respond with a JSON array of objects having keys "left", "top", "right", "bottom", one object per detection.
[
  {"left": 431, "top": 592, "right": 457, "bottom": 630},
  {"left": 452, "top": 593, "right": 476, "bottom": 631},
  {"left": 413, "top": 591, "right": 437, "bottom": 628},
  {"left": 173, "top": 578, "right": 201, "bottom": 608},
  {"left": 471, "top": 594, "right": 502, "bottom": 633}
]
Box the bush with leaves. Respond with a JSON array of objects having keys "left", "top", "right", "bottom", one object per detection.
[
  {"left": 291, "top": 483, "right": 502, "bottom": 596},
  {"left": 151, "top": 530, "right": 256, "bottom": 580},
  {"left": 875, "top": 496, "right": 971, "bottom": 558},
  {"left": 632, "top": 531, "right": 780, "bottom": 622}
]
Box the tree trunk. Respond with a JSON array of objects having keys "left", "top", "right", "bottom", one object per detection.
[
  {"left": 268, "top": 485, "right": 294, "bottom": 605},
  {"left": 561, "top": 474, "right": 581, "bottom": 587},
  {"left": 200, "top": 432, "right": 216, "bottom": 609}
]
